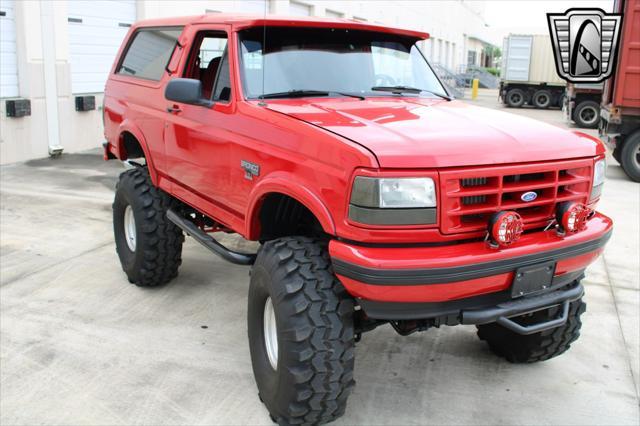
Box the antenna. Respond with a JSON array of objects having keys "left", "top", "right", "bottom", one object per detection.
[{"left": 258, "top": 0, "right": 267, "bottom": 106}]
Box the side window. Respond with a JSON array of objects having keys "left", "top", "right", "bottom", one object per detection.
[
  {"left": 185, "top": 32, "right": 231, "bottom": 102},
  {"left": 118, "top": 27, "right": 182, "bottom": 81}
]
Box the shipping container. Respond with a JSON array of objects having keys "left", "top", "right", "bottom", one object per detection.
[
  {"left": 499, "top": 34, "right": 566, "bottom": 109},
  {"left": 600, "top": 0, "right": 640, "bottom": 181}
]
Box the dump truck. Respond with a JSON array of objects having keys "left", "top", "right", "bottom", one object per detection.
[
  {"left": 600, "top": 0, "right": 640, "bottom": 182},
  {"left": 500, "top": 34, "right": 566, "bottom": 109}
]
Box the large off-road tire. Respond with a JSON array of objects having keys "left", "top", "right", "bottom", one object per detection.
[
  {"left": 620, "top": 131, "right": 640, "bottom": 182},
  {"left": 532, "top": 89, "right": 552, "bottom": 109},
  {"left": 505, "top": 88, "right": 525, "bottom": 108},
  {"left": 477, "top": 298, "right": 586, "bottom": 363},
  {"left": 113, "top": 167, "right": 184, "bottom": 286},
  {"left": 573, "top": 100, "right": 600, "bottom": 129},
  {"left": 248, "top": 237, "right": 355, "bottom": 425}
]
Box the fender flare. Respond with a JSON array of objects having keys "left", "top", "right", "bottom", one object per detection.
[
  {"left": 245, "top": 173, "right": 336, "bottom": 239},
  {"left": 117, "top": 120, "right": 159, "bottom": 184}
]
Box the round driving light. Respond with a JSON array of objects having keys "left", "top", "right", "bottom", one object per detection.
[
  {"left": 556, "top": 202, "right": 590, "bottom": 233},
  {"left": 488, "top": 211, "right": 524, "bottom": 247}
]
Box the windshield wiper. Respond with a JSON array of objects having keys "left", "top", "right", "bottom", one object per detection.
[
  {"left": 371, "top": 86, "right": 451, "bottom": 101},
  {"left": 258, "top": 90, "right": 364, "bottom": 100}
]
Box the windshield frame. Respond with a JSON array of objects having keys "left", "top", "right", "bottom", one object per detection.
[{"left": 236, "top": 26, "right": 451, "bottom": 101}]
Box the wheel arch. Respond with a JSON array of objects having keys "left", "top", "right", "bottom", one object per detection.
[
  {"left": 245, "top": 176, "right": 336, "bottom": 240},
  {"left": 116, "top": 121, "right": 159, "bottom": 184}
]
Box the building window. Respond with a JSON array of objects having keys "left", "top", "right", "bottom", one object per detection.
[
  {"left": 325, "top": 9, "right": 343, "bottom": 18},
  {"left": 467, "top": 50, "right": 477, "bottom": 66}
]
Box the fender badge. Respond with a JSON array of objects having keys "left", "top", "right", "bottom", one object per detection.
[
  {"left": 521, "top": 191, "right": 538, "bottom": 202},
  {"left": 241, "top": 160, "right": 260, "bottom": 180}
]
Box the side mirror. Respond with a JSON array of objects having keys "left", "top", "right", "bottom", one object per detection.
[{"left": 165, "top": 78, "right": 212, "bottom": 107}]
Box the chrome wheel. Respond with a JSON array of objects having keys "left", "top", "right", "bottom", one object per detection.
[
  {"left": 263, "top": 297, "right": 278, "bottom": 370},
  {"left": 123, "top": 205, "right": 136, "bottom": 252},
  {"left": 634, "top": 144, "right": 640, "bottom": 169}
]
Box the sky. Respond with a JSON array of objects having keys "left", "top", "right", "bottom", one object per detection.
[{"left": 483, "top": 0, "right": 614, "bottom": 45}]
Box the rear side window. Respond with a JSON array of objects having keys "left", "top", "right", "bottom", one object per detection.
[{"left": 117, "top": 27, "right": 183, "bottom": 81}]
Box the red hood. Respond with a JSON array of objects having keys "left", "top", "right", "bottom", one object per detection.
[{"left": 263, "top": 98, "right": 603, "bottom": 168}]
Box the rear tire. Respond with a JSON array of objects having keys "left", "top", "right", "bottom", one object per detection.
[
  {"left": 506, "top": 88, "right": 525, "bottom": 108},
  {"left": 573, "top": 100, "right": 600, "bottom": 129},
  {"left": 113, "top": 167, "right": 184, "bottom": 286},
  {"left": 477, "top": 298, "right": 586, "bottom": 363},
  {"left": 248, "top": 237, "right": 355, "bottom": 425},
  {"left": 532, "top": 89, "right": 552, "bottom": 109},
  {"left": 620, "top": 131, "right": 640, "bottom": 182}
]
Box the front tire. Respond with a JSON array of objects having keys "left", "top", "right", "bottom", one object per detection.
[
  {"left": 477, "top": 298, "right": 586, "bottom": 363},
  {"left": 113, "top": 167, "right": 184, "bottom": 286},
  {"left": 248, "top": 237, "right": 355, "bottom": 425}
]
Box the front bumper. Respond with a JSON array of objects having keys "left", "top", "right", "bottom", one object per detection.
[{"left": 329, "top": 212, "right": 612, "bottom": 313}]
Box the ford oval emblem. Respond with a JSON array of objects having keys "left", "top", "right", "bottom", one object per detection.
[{"left": 521, "top": 191, "right": 538, "bottom": 202}]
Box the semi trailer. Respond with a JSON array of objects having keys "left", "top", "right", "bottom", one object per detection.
[{"left": 500, "top": 34, "right": 565, "bottom": 109}]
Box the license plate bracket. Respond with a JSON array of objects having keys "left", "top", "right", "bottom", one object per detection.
[{"left": 511, "top": 261, "right": 556, "bottom": 298}]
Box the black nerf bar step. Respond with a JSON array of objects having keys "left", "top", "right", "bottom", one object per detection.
[
  {"left": 461, "top": 283, "right": 584, "bottom": 335},
  {"left": 166, "top": 209, "right": 256, "bottom": 265}
]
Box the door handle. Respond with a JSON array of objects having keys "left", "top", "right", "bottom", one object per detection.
[{"left": 166, "top": 105, "right": 182, "bottom": 113}]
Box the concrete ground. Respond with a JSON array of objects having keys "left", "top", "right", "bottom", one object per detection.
[{"left": 1, "top": 92, "right": 639, "bottom": 425}]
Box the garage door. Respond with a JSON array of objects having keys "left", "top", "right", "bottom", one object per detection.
[
  {"left": 289, "top": 1, "right": 312, "bottom": 16},
  {"left": 236, "top": 1, "right": 267, "bottom": 14},
  {"left": 0, "top": 0, "right": 19, "bottom": 98},
  {"left": 68, "top": 0, "right": 136, "bottom": 94}
]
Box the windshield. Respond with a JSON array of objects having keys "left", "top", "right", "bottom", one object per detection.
[{"left": 238, "top": 27, "right": 447, "bottom": 99}]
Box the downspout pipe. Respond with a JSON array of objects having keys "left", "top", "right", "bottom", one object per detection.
[{"left": 40, "top": 0, "right": 63, "bottom": 156}]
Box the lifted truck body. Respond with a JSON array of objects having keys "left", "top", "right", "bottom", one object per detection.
[
  {"left": 600, "top": 0, "right": 640, "bottom": 181},
  {"left": 104, "top": 14, "right": 612, "bottom": 424}
]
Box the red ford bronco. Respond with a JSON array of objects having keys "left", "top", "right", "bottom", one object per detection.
[{"left": 104, "top": 15, "right": 612, "bottom": 425}]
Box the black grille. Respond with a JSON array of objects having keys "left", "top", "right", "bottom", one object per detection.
[
  {"left": 462, "top": 195, "right": 487, "bottom": 205},
  {"left": 461, "top": 177, "right": 487, "bottom": 187}
]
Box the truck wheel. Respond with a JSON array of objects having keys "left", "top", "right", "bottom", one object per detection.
[
  {"left": 506, "top": 88, "right": 525, "bottom": 107},
  {"left": 248, "top": 237, "right": 355, "bottom": 425},
  {"left": 532, "top": 89, "right": 552, "bottom": 108},
  {"left": 113, "top": 167, "right": 184, "bottom": 286},
  {"left": 620, "top": 131, "right": 640, "bottom": 182},
  {"left": 573, "top": 100, "right": 600, "bottom": 129},
  {"left": 477, "top": 298, "right": 586, "bottom": 363}
]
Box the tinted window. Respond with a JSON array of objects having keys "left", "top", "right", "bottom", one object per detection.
[
  {"left": 239, "top": 27, "right": 446, "bottom": 99},
  {"left": 118, "top": 28, "right": 183, "bottom": 81}
]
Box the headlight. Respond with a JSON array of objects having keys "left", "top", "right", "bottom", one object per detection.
[
  {"left": 591, "top": 158, "right": 606, "bottom": 200},
  {"left": 349, "top": 177, "right": 437, "bottom": 225}
]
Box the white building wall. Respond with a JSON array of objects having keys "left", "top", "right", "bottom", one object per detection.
[{"left": 0, "top": 0, "right": 492, "bottom": 165}]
